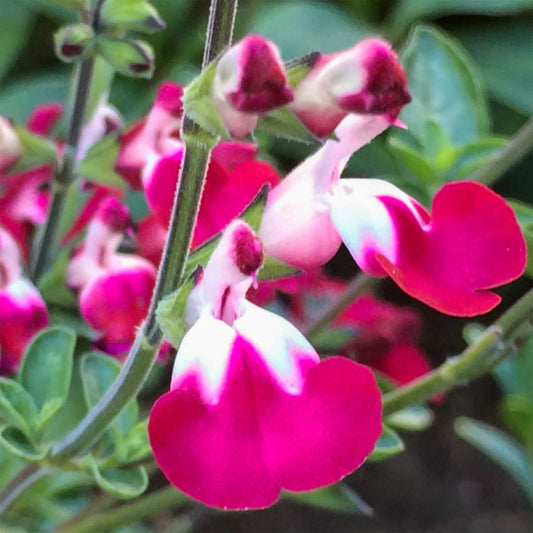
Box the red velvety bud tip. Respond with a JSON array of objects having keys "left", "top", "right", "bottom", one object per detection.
[
  {"left": 232, "top": 224, "right": 264, "bottom": 276},
  {"left": 97, "top": 197, "right": 131, "bottom": 232},
  {"left": 155, "top": 82, "right": 183, "bottom": 117},
  {"left": 338, "top": 39, "right": 411, "bottom": 116},
  {"left": 226, "top": 35, "right": 293, "bottom": 113}
]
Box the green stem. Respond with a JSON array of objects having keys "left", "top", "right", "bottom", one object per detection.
[
  {"left": 30, "top": 57, "right": 95, "bottom": 282},
  {"left": 55, "top": 486, "right": 188, "bottom": 533},
  {"left": 50, "top": 0, "right": 238, "bottom": 459},
  {"left": 0, "top": 465, "right": 46, "bottom": 515},
  {"left": 304, "top": 273, "right": 376, "bottom": 340},
  {"left": 383, "top": 287, "right": 533, "bottom": 415},
  {"left": 203, "top": 0, "right": 238, "bottom": 66},
  {"left": 467, "top": 116, "right": 533, "bottom": 186}
]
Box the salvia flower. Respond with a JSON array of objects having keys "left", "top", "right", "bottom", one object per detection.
[
  {"left": 66, "top": 197, "right": 156, "bottom": 356},
  {"left": 0, "top": 226, "right": 48, "bottom": 374},
  {"left": 148, "top": 221, "right": 382, "bottom": 510},
  {"left": 260, "top": 115, "right": 526, "bottom": 316},
  {"left": 212, "top": 34, "right": 294, "bottom": 137},
  {"left": 290, "top": 38, "right": 411, "bottom": 137}
]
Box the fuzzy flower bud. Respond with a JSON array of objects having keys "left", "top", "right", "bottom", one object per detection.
[
  {"left": 291, "top": 38, "right": 411, "bottom": 137},
  {"left": 212, "top": 35, "right": 294, "bottom": 137}
]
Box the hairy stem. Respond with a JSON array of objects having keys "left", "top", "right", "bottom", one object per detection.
[
  {"left": 30, "top": 58, "right": 95, "bottom": 282},
  {"left": 383, "top": 287, "right": 533, "bottom": 415},
  {"left": 467, "top": 116, "right": 533, "bottom": 186},
  {"left": 0, "top": 465, "right": 46, "bottom": 515},
  {"left": 50, "top": 0, "right": 238, "bottom": 460},
  {"left": 54, "top": 486, "right": 188, "bottom": 533}
]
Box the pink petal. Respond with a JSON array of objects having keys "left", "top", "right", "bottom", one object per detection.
[
  {"left": 137, "top": 213, "right": 167, "bottom": 266},
  {"left": 26, "top": 103, "right": 63, "bottom": 136},
  {"left": 371, "top": 344, "right": 432, "bottom": 386},
  {"left": 333, "top": 180, "right": 526, "bottom": 316},
  {"left": 0, "top": 279, "right": 49, "bottom": 374},
  {"left": 211, "top": 141, "right": 258, "bottom": 171},
  {"left": 79, "top": 266, "right": 155, "bottom": 346},
  {"left": 149, "top": 333, "right": 381, "bottom": 509}
]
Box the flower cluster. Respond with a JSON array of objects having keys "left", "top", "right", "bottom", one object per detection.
[{"left": 0, "top": 30, "right": 526, "bottom": 512}]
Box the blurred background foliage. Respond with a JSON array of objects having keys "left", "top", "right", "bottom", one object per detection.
[{"left": 1, "top": 0, "right": 533, "bottom": 531}]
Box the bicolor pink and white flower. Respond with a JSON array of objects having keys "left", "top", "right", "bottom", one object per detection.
[
  {"left": 259, "top": 115, "right": 526, "bottom": 316},
  {"left": 212, "top": 34, "right": 294, "bottom": 137},
  {"left": 148, "top": 221, "right": 382, "bottom": 510},
  {"left": 66, "top": 198, "right": 156, "bottom": 356},
  {"left": 0, "top": 226, "right": 48, "bottom": 374},
  {"left": 290, "top": 38, "right": 411, "bottom": 137}
]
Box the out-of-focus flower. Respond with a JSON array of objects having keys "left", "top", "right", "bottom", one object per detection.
[
  {"left": 148, "top": 221, "right": 381, "bottom": 510},
  {"left": 66, "top": 197, "right": 156, "bottom": 356},
  {"left": 0, "top": 226, "right": 48, "bottom": 374},
  {"left": 212, "top": 34, "right": 294, "bottom": 137},
  {"left": 290, "top": 38, "right": 410, "bottom": 138},
  {"left": 260, "top": 114, "right": 526, "bottom": 316},
  {"left": 0, "top": 117, "right": 22, "bottom": 173}
]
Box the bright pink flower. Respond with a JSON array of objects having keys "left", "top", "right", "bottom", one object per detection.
[
  {"left": 141, "top": 141, "right": 280, "bottom": 254},
  {"left": 0, "top": 226, "right": 48, "bottom": 374},
  {"left": 212, "top": 35, "right": 294, "bottom": 137},
  {"left": 67, "top": 198, "right": 156, "bottom": 355},
  {"left": 148, "top": 221, "right": 382, "bottom": 510},
  {"left": 290, "top": 38, "right": 410, "bottom": 137},
  {"left": 26, "top": 103, "right": 63, "bottom": 136},
  {"left": 0, "top": 117, "right": 22, "bottom": 173},
  {"left": 117, "top": 82, "right": 183, "bottom": 189},
  {"left": 260, "top": 115, "right": 526, "bottom": 316}
]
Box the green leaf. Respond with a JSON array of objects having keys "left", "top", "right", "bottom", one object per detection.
[
  {"left": 390, "top": 0, "right": 533, "bottom": 36},
  {"left": 40, "top": 0, "right": 84, "bottom": 7},
  {"left": 285, "top": 52, "right": 320, "bottom": 88},
  {"left": 250, "top": 1, "right": 376, "bottom": 59},
  {"left": 387, "top": 137, "right": 435, "bottom": 185},
  {"left": 494, "top": 333, "right": 533, "bottom": 400},
  {"left": 38, "top": 248, "right": 78, "bottom": 308},
  {"left": 7, "top": 124, "right": 58, "bottom": 175},
  {"left": 385, "top": 405, "right": 434, "bottom": 432},
  {"left": 18, "top": 327, "right": 76, "bottom": 422},
  {"left": 89, "top": 457, "right": 148, "bottom": 499},
  {"left": 398, "top": 25, "right": 488, "bottom": 150},
  {"left": 0, "top": 426, "right": 50, "bottom": 461},
  {"left": 256, "top": 107, "right": 318, "bottom": 143},
  {"left": 445, "top": 137, "right": 507, "bottom": 181},
  {"left": 81, "top": 353, "right": 138, "bottom": 438},
  {"left": 499, "top": 395, "right": 533, "bottom": 450},
  {"left": 0, "top": 70, "right": 68, "bottom": 123},
  {"left": 258, "top": 255, "right": 300, "bottom": 281},
  {"left": 123, "top": 420, "right": 151, "bottom": 463},
  {"left": 455, "top": 416, "right": 533, "bottom": 505},
  {"left": 0, "top": 445, "right": 24, "bottom": 488},
  {"left": 48, "top": 306, "right": 99, "bottom": 340},
  {"left": 77, "top": 133, "right": 126, "bottom": 190},
  {"left": 367, "top": 426, "right": 405, "bottom": 462},
  {"left": 285, "top": 483, "right": 373, "bottom": 515},
  {"left": 0, "top": 1, "right": 34, "bottom": 83},
  {"left": 156, "top": 272, "right": 197, "bottom": 349},
  {"left": 85, "top": 57, "right": 116, "bottom": 124},
  {"left": 0, "top": 378, "right": 38, "bottom": 437},
  {"left": 451, "top": 19, "right": 533, "bottom": 115},
  {"left": 182, "top": 59, "right": 229, "bottom": 139}
]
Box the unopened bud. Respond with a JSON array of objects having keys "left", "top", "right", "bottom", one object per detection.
[
  {"left": 101, "top": 0, "right": 165, "bottom": 35},
  {"left": 97, "top": 36, "right": 155, "bottom": 78},
  {"left": 212, "top": 35, "right": 293, "bottom": 137},
  {"left": 54, "top": 23, "right": 95, "bottom": 63},
  {"left": 291, "top": 38, "right": 411, "bottom": 137}
]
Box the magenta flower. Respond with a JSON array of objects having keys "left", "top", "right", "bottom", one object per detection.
[
  {"left": 290, "top": 38, "right": 411, "bottom": 138},
  {"left": 259, "top": 115, "right": 526, "bottom": 316},
  {"left": 212, "top": 34, "right": 294, "bottom": 137},
  {"left": 0, "top": 226, "right": 48, "bottom": 374},
  {"left": 67, "top": 198, "right": 156, "bottom": 356},
  {"left": 148, "top": 221, "right": 382, "bottom": 510}
]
